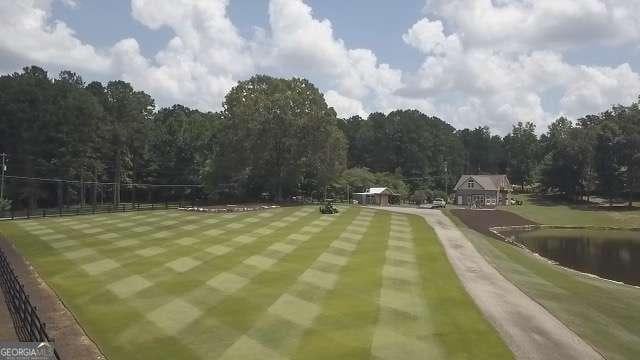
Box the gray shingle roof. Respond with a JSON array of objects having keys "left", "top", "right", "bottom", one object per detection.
[{"left": 454, "top": 175, "right": 510, "bottom": 191}]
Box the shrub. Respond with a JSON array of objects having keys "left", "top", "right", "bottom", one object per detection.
[{"left": 0, "top": 198, "right": 12, "bottom": 212}]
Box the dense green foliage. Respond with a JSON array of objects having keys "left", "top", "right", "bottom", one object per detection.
[
  {"left": 538, "top": 105, "right": 640, "bottom": 205},
  {"left": 211, "top": 76, "right": 346, "bottom": 200},
  {"left": 0, "top": 68, "right": 346, "bottom": 206},
  {"left": 339, "top": 110, "right": 463, "bottom": 195},
  {"left": 331, "top": 167, "right": 409, "bottom": 199},
  {"left": 1, "top": 65, "right": 639, "bottom": 207},
  {"left": 340, "top": 104, "right": 640, "bottom": 205}
]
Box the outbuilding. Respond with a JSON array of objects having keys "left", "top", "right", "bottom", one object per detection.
[
  {"left": 454, "top": 175, "right": 512, "bottom": 207},
  {"left": 353, "top": 187, "right": 397, "bottom": 206}
]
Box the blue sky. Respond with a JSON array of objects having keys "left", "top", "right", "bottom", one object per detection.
[
  {"left": 50, "top": 1, "right": 428, "bottom": 70},
  {"left": 3, "top": 0, "right": 640, "bottom": 133}
]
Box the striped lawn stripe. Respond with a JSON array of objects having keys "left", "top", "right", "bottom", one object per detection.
[{"left": 0, "top": 207, "right": 512, "bottom": 360}]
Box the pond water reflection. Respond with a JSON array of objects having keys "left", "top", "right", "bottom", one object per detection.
[{"left": 505, "top": 228, "right": 640, "bottom": 286}]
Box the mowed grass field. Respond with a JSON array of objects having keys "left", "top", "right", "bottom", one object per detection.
[
  {"left": 507, "top": 194, "right": 640, "bottom": 227},
  {"left": 0, "top": 206, "right": 511, "bottom": 360}
]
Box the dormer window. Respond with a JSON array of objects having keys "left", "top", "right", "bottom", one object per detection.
[{"left": 468, "top": 179, "right": 474, "bottom": 188}]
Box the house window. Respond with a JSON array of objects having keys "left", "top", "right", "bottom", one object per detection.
[{"left": 467, "top": 179, "right": 474, "bottom": 188}]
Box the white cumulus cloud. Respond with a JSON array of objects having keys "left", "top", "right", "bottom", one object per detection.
[
  {"left": 324, "top": 90, "right": 366, "bottom": 118},
  {"left": 1, "top": 0, "right": 639, "bottom": 133},
  {"left": 402, "top": 18, "right": 461, "bottom": 56},
  {"left": 0, "top": 0, "right": 109, "bottom": 73},
  {"left": 263, "top": 0, "right": 403, "bottom": 103},
  {"left": 426, "top": 0, "right": 640, "bottom": 51},
  {"left": 400, "top": 1, "right": 640, "bottom": 132}
]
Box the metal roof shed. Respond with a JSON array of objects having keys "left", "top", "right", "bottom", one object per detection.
[{"left": 353, "top": 187, "right": 398, "bottom": 206}]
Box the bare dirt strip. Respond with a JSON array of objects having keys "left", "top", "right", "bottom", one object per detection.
[
  {"left": 449, "top": 209, "right": 536, "bottom": 236},
  {"left": 0, "top": 236, "right": 105, "bottom": 360},
  {"left": 376, "top": 207, "right": 604, "bottom": 360},
  {"left": 0, "top": 289, "right": 16, "bottom": 339}
]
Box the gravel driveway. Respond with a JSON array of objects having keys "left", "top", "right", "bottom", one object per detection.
[{"left": 377, "top": 207, "right": 604, "bottom": 360}]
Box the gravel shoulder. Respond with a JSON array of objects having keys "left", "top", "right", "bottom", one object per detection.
[
  {"left": 0, "top": 290, "right": 16, "bottom": 340},
  {"left": 377, "top": 207, "right": 604, "bottom": 360}
]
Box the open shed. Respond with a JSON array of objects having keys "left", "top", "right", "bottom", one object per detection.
[{"left": 353, "top": 187, "right": 398, "bottom": 206}]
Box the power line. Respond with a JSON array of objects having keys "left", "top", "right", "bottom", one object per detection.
[
  {"left": 4, "top": 175, "right": 203, "bottom": 188},
  {"left": 4, "top": 175, "right": 112, "bottom": 185},
  {"left": 123, "top": 183, "right": 203, "bottom": 188}
]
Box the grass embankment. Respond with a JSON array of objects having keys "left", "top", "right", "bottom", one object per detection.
[
  {"left": 0, "top": 206, "right": 511, "bottom": 359},
  {"left": 446, "top": 203, "right": 640, "bottom": 360},
  {"left": 506, "top": 194, "right": 640, "bottom": 227}
]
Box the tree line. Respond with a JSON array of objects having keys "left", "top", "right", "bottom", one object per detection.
[
  {"left": 0, "top": 67, "right": 345, "bottom": 208},
  {"left": 0, "top": 66, "right": 638, "bottom": 209}
]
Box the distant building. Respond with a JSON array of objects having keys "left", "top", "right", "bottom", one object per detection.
[
  {"left": 353, "top": 187, "right": 397, "bottom": 206},
  {"left": 454, "top": 175, "right": 511, "bottom": 207}
]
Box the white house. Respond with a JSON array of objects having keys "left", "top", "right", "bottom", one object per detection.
[{"left": 353, "top": 187, "right": 397, "bottom": 206}]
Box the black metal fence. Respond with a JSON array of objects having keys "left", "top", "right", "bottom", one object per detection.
[
  {"left": 1, "top": 201, "right": 185, "bottom": 221},
  {"left": 0, "top": 245, "right": 61, "bottom": 359},
  {"left": 0, "top": 175, "right": 207, "bottom": 215}
]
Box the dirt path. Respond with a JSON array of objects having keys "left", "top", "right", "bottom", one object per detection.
[
  {"left": 449, "top": 209, "right": 536, "bottom": 236},
  {"left": 0, "top": 290, "right": 17, "bottom": 340},
  {"left": 377, "top": 207, "right": 604, "bottom": 360}
]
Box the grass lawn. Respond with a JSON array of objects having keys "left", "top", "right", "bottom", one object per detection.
[
  {"left": 446, "top": 209, "right": 640, "bottom": 360},
  {"left": 0, "top": 206, "right": 511, "bottom": 360},
  {"left": 506, "top": 194, "right": 640, "bottom": 227}
]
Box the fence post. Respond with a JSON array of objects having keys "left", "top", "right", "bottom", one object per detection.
[
  {"left": 11, "top": 209, "right": 14, "bottom": 220},
  {"left": 0, "top": 248, "right": 60, "bottom": 358},
  {"left": 165, "top": 201, "right": 168, "bottom": 210},
  {"left": 27, "top": 207, "right": 30, "bottom": 219},
  {"left": 42, "top": 209, "right": 46, "bottom": 218},
  {"left": 29, "top": 305, "right": 37, "bottom": 340}
]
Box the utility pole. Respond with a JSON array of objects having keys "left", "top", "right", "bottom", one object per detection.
[
  {"left": 444, "top": 160, "right": 448, "bottom": 201},
  {"left": 346, "top": 183, "right": 350, "bottom": 205},
  {"left": 0, "top": 153, "right": 6, "bottom": 200}
]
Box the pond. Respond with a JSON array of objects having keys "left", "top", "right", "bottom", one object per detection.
[{"left": 504, "top": 228, "right": 640, "bottom": 286}]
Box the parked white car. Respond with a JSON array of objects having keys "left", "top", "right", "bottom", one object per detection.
[{"left": 432, "top": 198, "right": 447, "bottom": 208}]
